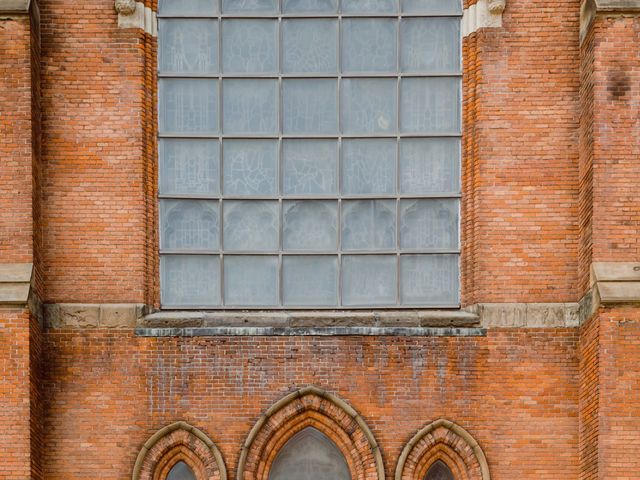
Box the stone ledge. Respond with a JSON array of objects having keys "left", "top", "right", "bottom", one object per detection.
[
  {"left": 591, "top": 262, "right": 640, "bottom": 304},
  {"left": 466, "top": 302, "right": 580, "bottom": 328},
  {"left": 44, "top": 303, "right": 146, "bottom": 328},
  {"left": 581, "top": 0, "right": 640, "bottom": 42},
  {"left": 0, "top": 0, "right": 30, "bottom": 13},
  {"left": 0, "top": 263, "right": 33, "bottom": 306},
  {"left": 140, "top": 310, "right": 480, "bottom": 329},
  {"left": 135, "top": 326, "right": 487, "bottom": 337}
]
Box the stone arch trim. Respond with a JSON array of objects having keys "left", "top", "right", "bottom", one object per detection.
[
  {"left": 395, "top": 419, "right": 489, "bottom": 480},
  {"left": 133, "top": 421, "right": 227, "bottom": 480},
  {"left": 237, "top": 386, "right": 385, "bottom": 480}
]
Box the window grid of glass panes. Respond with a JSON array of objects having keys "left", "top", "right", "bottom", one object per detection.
[{"left": 158, "top": 0, "right": 461, "bottom": 308}]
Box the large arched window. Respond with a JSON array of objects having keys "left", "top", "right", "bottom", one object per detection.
[
  {"left": 269, "top": 427, "right": 351, "bottom": 480},
  {"left": 424, "top": 461, "right": 454, "bottom": 480},
  {"left": 157, "top": 0, "right": 462, "bottom": 309},
  {"left": 167, "top": 461, "right": 197, "bottom": 480}
]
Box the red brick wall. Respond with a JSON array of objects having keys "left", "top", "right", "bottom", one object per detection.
[
  {"left": 587, "top": 16, "right": 640, "bottom": 271},
  {"left": 40, "top": 0, "right": 151, "bottom": 303},
  {"left": 597, "top": 307, "right": 640, "bottom": 479},
  {"left": 0, "top": 14, "right": 35, "bottom": 264},
  {"left": 42, "top": 330, "right": 579, "bottom": 479},
  {"left": 0, "top": 310, "right": 39, "bottom": 479},
  {"left": 578, "top": 312, "right": 599, "bottom": 480},
  {"left": 462, "top": 0, "right": 581, "bottom": 305}
]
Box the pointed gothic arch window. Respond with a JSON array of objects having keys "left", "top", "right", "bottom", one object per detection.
[
  {"left": 269, "top": 427, "right": 351, "bottom": 480},
  {"left": 425, "top": 461, "right": 454, "bottom": 480},
  {"left": 166, "top": 461, "right": 197, "bottom": 480}
]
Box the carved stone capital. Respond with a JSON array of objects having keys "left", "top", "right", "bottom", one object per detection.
[
  {"left": 114, "top": 0, "right": 136, "bottom": 15},
  {"left": 462, "top": 0, "right": 506, "bottom": 37},
  {"left": 488, "top": 0, "right": 506, "bottom": 14},
  {"left": 115, "top": 0, "right": 157, "bottom": 36}
]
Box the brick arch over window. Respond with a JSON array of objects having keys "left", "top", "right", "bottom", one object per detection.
[
  {"left": 395, "top": 419, "right": 490, "bottom": 480},
  {"left": 237, "top": 386, "right": 385, "bottom": 480},
  {"left": 132, "top": 421, "right": 227, "bottom": 480}
]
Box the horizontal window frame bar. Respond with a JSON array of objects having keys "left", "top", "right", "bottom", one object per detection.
[
  {"left": 157, "top": 13, "right": 463, "bottom": 19},
  {"left": 159, "top": 250, "right": 461, "bottom": 255},
  {"left": 157, "top": 304, "right": 461, "bottom": 310},
  {"left": 158, "top": 72, "right": 462, "bottom": 78},
  {"left": 158, "top": 133, "right": 462, "bottom": 139},
  {"left": 158, "top": 193, "right": 462, "bottom": 200}
]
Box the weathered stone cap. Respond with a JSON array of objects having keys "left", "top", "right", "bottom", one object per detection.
[
  {"left": 591, "top": 262, "right": 640, "bottom": 304},
  {"left": 0, "top": 263, "right": 33, "bottom": 305},
  {"left": 0, "top": 0, "right": 31, "bottom": 13}
]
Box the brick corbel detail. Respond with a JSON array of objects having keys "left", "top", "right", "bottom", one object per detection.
[
  {"left": 132, "top": 421, "right": 227, "bottom": 480},
  {"left": 395, "top": 419, "right": 490, "bottom": 480},
  {"left": 238, "top": 386, "right": 384, "bottom": 480}
]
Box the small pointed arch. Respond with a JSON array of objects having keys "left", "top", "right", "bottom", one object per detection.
[
  {"left": 237, "top": 386, "right": 385, "bottom": 480},
  {"left": 132, "top": 421, "right": 227, "bottom": 480},
  {"left": 424, "top": 461, "right": 454, "bottom": 480},
  {"left": 394, "top": 419, "right": 489, "bottom": 480}
]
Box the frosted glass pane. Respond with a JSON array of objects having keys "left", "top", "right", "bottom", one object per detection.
[
  {"left": 223, "top": 0, "right": 278, "bottom": 13},
  {"left": 283, "top": 201, "right": 338, "bottom": 251},
  {"left": 283, "top": 80, "right": 337, "bottom": 134},
  {"left": 400, "top": 78, "right": 460, "bottom": 133},
  {"left": 160, "top": 200, "right": 219, "bottom": 250},
  {"left": 159, "top": 139, "right": 219, "bottom": 195},
  {"left": 283, "top": 0, "right": 338, "bottom": 13},
  {"left": 282, "top": 20, "right": 338, "bottom": 74},
  {"left": 402, "top": 0, "right": 462, "bottom": 14},
  {"left": 342, "top": 200, "right": 395, "bottom": 250},
  {"left": 341, "top": 79, "right": 397, "bottom": 134},
  {"left": 269, "top": 428, "right": 351, "bottom": 480},
  {"left": 223, "top": 201, "right": 278, "bottom": 251},
  {"left": 341, "top": 0, "right": 397, "bottom": 13},
  {"left": 223, "top": 79, "right": 278, "bottom": 134},
  {"left": 282, "top": 256, "right": 338, "bottom": 306},
  {"left": 159, "top": 20, "right": 218, "bottom": 74},
  {"left": 159, "top": 79, "right": 218, "bottom": 134},
  {"left": 167, "top": 461, "right": 197, "bottom": 480},
  {"left": 342, "top": 139, "right": 396, "bottom": 195},
  {"left": 400, "top": 254, "right": 459, "bottom": 305},
  {"left": 399, "top": 199, "right": 459, "bottom": 249},
  {"left": 400, "top": 138, "right": 459, "bottom": 194},
  {"left": 222, "top": 20, "right": 277, "bottom": 73},
  {"left": 223, "top": 140, "right": 277, "bottom": 195},
  {"left": 283, "top": 140, "right": 337, "bottom": 195},
  {"left": 161, "top": 255, "right": 220, "bottom": 306},
  {"left": 159, "top": 0, "right": 218, "bottom": 15},
  {"left": 401, "top": 18, "right": 460, "bottom": 73},
  {"left": 342, "top": 255, "right": 396, "bottom": 306},
  {"left": 342, "top": 19, "right": 397, "bottom": 73},
  {"left": 224, "top": 256, "right": 278, "bottom": 306}
]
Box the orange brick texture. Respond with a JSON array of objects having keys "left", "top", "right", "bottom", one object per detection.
[
  {"left": 579, "top": 307, "right": 640, "bottom": 480},
  {"left": 0, "top": 310, "right": 43, "bottom": 480},
  {"left": 578, "top": 13, "right": 640, "bottom": 293},
  {"left": 40, "top": 0, "right": 155, "bottom": 303},
  {"left": 41, "top": 331, "right": 579, "bottom": 479},
  {"left": 462, "top": 0, "right": 581, "bottom": 304}
]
